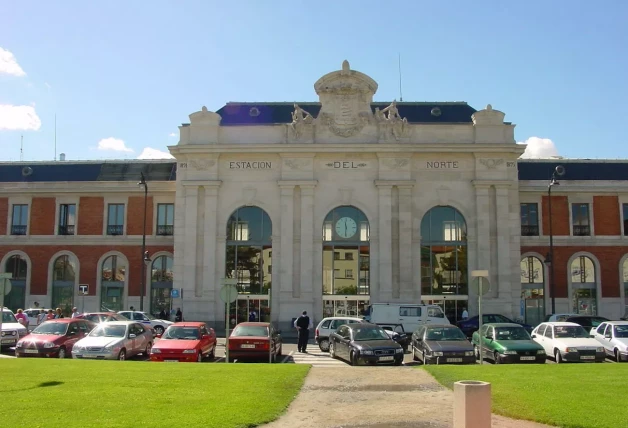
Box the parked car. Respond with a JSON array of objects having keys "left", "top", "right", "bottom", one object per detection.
[
  {"left": 118, "top": 310, "right": 172, "bottom": 335},
  {"left": 365, "top": 303, "right": 450, "bottom": 333},
  {"left": 329, "top": 323, "right": 404, "bottom": 366},
  {"left": 227, "top": 322, "right": 282, "bottom": 363},
  {"left": 563, "top": 315, "right": 610, "bottom": 332},
  {"left": 411, "top": 324, "right": 475, "bottom": 365},
  {"left": 530, "top": 322, "right": 606, "bottom": 363},
  {"left": 591, "top": 321, "right": 628, "bottom": 362},
  {"left": 151, "top": 322, "right": 217, "bottom": 362},
  {"left": 472, "top": 323, "right": 546, "bottom": 364},
  {"left": 378, "top": 323, "right": 410, "bottom": 353},
  {"left": 315, "top": 317, "right": 366, "bottom": 352},
  {"left": 1, "top": 308, "right": 28, "bottom": 349},
  {"left": 75, "top": 312, "right": 128, "bottom": 323},
  {"left": 15, "top": 318, "right": 96, "bottom": 358},
  {"left": 457, "top": 314, "right": 533, "bottom": 338},
  {"left": 72, "top": 321, "right": 152, "bottom": 360},
  {"left": 543, "top": 313, "right": 579, "bottom": 322},
  {"left": 24, "top": 308, "right": 53, "bottom": 328}
]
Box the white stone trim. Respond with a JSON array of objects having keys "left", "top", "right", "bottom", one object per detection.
[
  {"left": 54, "top": 196, "right": 80, "bottom": 236},
  {"left": 95, "top": 251, "right": 130, "bottom": 311},
  {"left": 0, "top": 250, "right": 32, "bottom": 304},
  {"left": 618, "top": 196, "right": 628, "bottom": 237},
  {"left": 7, "top": 196, "right": 32, "bottom": 236},
  {"left": 0, "top": 236, "right": 174, "bottom": 246},
  {"left": 46, "top": 250, "right": 80, "bottom": 309},
  {"left": 566, "top": 251, "right": 601, "bottom": 314},
  {"left": 103, "top": 197, "right": 128, "bottom": 236}
]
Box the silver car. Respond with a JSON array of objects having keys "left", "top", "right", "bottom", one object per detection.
[{"left": 72, "top": 321, "right": 152, "bottom": 360}]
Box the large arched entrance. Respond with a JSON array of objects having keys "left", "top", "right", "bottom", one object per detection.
[
  {"left": 322, "top": 205, "right": 370, "bottom": 318},
  {"left": 51, "top": 254, "right": 77, "bottom": 316},
  {"left": 100, "top": 254, "right": 126, "bottom": 312},
  {"left": 521, "top": 255, "right": 545, "bottom": 325},
  {"left": 570, "top": 255, "right": 597, "bottom": 315},
  {"left": 419, "top": 205, "right": 468, "bottom": 322},
  {"left": 3, "top": 254, "right": 27, "bottom": 311},
  {"left": 150, "top": 255, "right": 173, "bottom": 317},
  {"left": 225, "top": 206, "right": 272, "bottom": 324}
]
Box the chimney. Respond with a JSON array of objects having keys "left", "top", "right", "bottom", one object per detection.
[{"left": 59, "top": 153, "right": 66, "bottom": 161}]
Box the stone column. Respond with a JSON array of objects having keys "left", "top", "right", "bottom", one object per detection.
[
  {"left": 377, "top": 183, "right": 394, "bottom": 300},
  {"left": 474, "top": 184, "right": 491, "bottom": 286},
  {"left": 398, "top": 185, "right": 414, "bottom": 300},
  {"left": 495, "top": 185, "right": 511, "bottom": 299},
  {"left": 203, "top": 183, "right": 221, "bottom": 298},
  {"left": 299, "top": 184, "right": 316, "bottom": 299},
  {"left": 278, "top": 185, "right": 295, "bottom": 299},
  {"left": 214, "top": 234, "right": 227, "bottom": 330},
  {"left": 182, "top": 186, "right": 199, "bottom": 300}
]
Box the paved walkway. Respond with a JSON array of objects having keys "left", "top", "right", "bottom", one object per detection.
[
  {"left": 286, "top": 349, "right": 348, "bottom": 367},
  {"left": 262, "top": 366, "right": 553, "bottom": 428}
]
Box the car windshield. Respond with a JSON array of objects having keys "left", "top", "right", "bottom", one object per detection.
[
  {"left": 426, "top": 327, "right": 467, "bottom": 341},
  {"left": 32, "top": 322, "right": 68, "bottom": 335},
  {"left": 614, "top": 326, "right": 628, "bottom": 338},
  {"left": 553, "top": 325, "right": 589, "bottom": 338},
  {"left": 89, "top": 325, "right": 126, "bottom": 338},
  {"left": 2, "top": 312, "right": 18, "bottom": 323},
  {"left": 164, "top": 327, "right": 199, "bottom": 340},
  {"left": 353, "top": 327, "right": 390, "bottom": 341},
  {"left": 232, "top": 326, "right": 268, "bottom": 337},
  {"left": 143, "top": 313, "right": 156, "bottom": 320},
  {"left": 495, "top": 327, "right": 530, "bottom": 340}
]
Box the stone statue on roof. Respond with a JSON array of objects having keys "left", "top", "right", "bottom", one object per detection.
[
  {"left": 379, "top": 100, "right": 408, "bottom": 141},
  {"left": 289, "top": 103, "right": 314, "bottom": 140}
]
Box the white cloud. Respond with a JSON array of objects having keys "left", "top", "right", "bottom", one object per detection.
[
  {"left": 518, "top": 137, "right": 560, "bottom": 159},
  {"left": 97, "top": 137, "right": 133, "bottom": 152},
  {"left": 0, "top": 104, "right": 41, "bottom": 131},
  {"left": 168, "top": 132, "right": 176, "bottom": 137},
  {"left": 137, "top": 147, "right": 174, "bottom": 159},
  {"left": 0, "top": 47, "right": 26, "bottom": 76}
]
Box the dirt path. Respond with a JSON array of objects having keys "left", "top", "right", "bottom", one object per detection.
[{"left": 262, "top": 367, "right": 553, "bottom": 428}]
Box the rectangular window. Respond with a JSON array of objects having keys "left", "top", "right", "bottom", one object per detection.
[
  {"left": 623, "top": 204, "right": 628, "bottom": 236},
  {"left": 345, "top": 252, "right": 354, "bottom": 260},
  {"left": 267, "top": 265, "right": 272, "bottom": 274},
  {"left": 334, "top": 252, "right": 340, "bottom": 260},
  {"left": 107, "top": 204, "right": 125, "bottom": 235},
  {"left": 232, "top": 221, "right": 249, "bottom": 241},
  {"left": 334, "top": 269, "right": 341, "bottom": 279},
  {"left": 520, "top": 203, "right": 539, "bottom": 236},
  {"left": 571, "top": 203, "right": 591, "bottom": 236},
  {"left": 58, "top": 204, "right": 76, "bottom": 235},
  {"left": 323, "top": 222, "right": 332, "bottom": 241},
  {"left": 443, "top": 221, "right": 462, "bottom": 241},
  {"left": 11, "top": 204, "right": 28, "bottom": 235},
  {"left": 156, "top": 203, "right": 174, "bottom": 236},
  {"left": 399, "top": 307, "right": 421, "bottom": 317},
  {"left": 345, "top": 269, "right": 353, "bottom": 279}
]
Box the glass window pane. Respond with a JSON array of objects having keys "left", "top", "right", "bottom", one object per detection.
[
  {"left": 235, "top": 246, "right": 263, "bottom": 294},
  {"left": 323, "top": 245, "right": 333, "bottom": 294},
  {"left": 421, "top": 206, "right": 467, "bottom": 243}
]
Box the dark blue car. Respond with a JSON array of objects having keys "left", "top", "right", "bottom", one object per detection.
[{"left": 456, "top": 314, "right": 533, "bottom": 338}]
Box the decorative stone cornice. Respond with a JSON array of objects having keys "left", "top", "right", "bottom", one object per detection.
[
  {"left": 181, "top": 180, "right": 222, "bottom": 188},
  {"left": 471, "top": 180, "right": 514, "bottom": 189}
]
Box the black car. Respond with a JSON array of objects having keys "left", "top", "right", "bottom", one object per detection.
[
  {"left": 564, "top": 316, "right": 610, "bottom": 332},
  {"left": 456, "top": 314, "right": 533, "bottom": 338},
  {"left": 411, "top": 324, "right": 476, "bottom": 365},
  {"left": 377, "top": 323, "right": 410, "bottom": 353},
  {"left": 329, "top": 323, "right": 404, "bottom": 366}
]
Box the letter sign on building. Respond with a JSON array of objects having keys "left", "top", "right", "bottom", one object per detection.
[
  {"left": 78, "top": 284, "right": 89, "bottom": 295},
  {"left": 228, "top": 161, "right": 273, "bottom": 169}
]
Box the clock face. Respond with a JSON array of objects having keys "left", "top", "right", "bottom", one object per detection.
[{"left": 335, "top": 217, "right": 357, "bottom": 239}]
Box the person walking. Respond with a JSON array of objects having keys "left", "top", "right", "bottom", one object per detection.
[
  {"left": 15, "top": 309, "right": 29, "bottom": 329},
  {"left": 71, "top": 307, "right": 80, "bottom": 318},
  {"left": 175, "top": 308, "right": 183, "bottom": 322},
  {"left": 294, "top": 311, "right": 313, "bottom": 353},
  {"left": 461, "top": 307, "right": 469, "bottom": 320}
]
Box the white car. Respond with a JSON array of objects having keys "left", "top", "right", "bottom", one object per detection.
[
  {"left": 531, "top": 322, "right": 606, "bottom": 363},
  {"left": 315, "top": 317, "right": 366, "bottom": 352},
  {"left": 118, "top": 311, "right": 173, "bottom": 335},
  {"left": 591, "top": 321, "right": 628, "bottom": 362},
  {"left": 24, "top": 308, "right": 53, "bottom": 328},
  {"left": 544, "top": 313, "right": 579, "bottom": 322},
  {"left": 1, "top": 307, "right": 29, "bottom": 348},
  {"left": 72, "top": 321, "right": 153, "bottom": 360}
]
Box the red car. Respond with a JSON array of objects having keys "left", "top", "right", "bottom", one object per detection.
[
  {"left": 15, "top": 318, "right": 96, "bottom": 358},
  {"left": 227, "top": 322, "right": 283, "bottom": 363},
  {"left": 150, "top": 322, "right": 217, "bottom": 363}
]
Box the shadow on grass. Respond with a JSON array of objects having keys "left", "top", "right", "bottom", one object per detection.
[{"left": 38, "top": 381, "right": 64, "bottom": 388}]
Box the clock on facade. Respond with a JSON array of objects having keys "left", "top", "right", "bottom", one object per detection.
[{"left": 335, "top": 217, "right": 357, "bottom": 239}]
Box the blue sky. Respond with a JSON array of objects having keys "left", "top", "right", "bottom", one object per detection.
[{"left": 1, "top": 1, "right": 627, "bottom": 161}]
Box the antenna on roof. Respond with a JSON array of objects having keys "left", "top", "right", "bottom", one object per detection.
[
  {"left": 20, "top": 135, "right": 24, "bottom": 161},
  {"left": 398, "top": 53, "right": 403, "bottom": 102},
  {"left": 54, "top": 114, "right": 57, "bottom": 161}
]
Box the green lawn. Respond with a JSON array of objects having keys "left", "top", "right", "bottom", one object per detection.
[
  {"left": 0, "top": 359, "right": 309, "bottom": 428},
  {"left": 424, "top": 364, "right": 628, "bottom": 428}
]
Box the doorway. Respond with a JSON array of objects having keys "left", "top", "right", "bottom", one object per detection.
[{"left": 231, "top": 295, "right": 270, "bottom": 324}]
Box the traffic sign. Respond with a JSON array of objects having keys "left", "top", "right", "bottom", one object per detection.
[
  {"left": 78, "top": 284, "right": 89, "bottom": 295},
  {"left": 171, "top": 288, "right": 180, "bottom": 298},
  {"left": 471, "top": 276, "right": 490, "bottom": 296},
  {"left": 220, "top": 283, "right": 238, "bottom": 303}
]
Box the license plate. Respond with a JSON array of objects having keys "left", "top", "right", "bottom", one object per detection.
[
  {"left": 241, "top": 344, "right": 255, "bottom": 349},
  {"left": 379, "top": 356, "right": 394, "bottom": 361},
  {"left": 164, "top": 359, "right": 179, "bottom": 363},
  {"left": 580, "top": 355, "right": 595, "bottom": 360},
  {"left": 520, "top": 356, "right": 536, "bottom": 361},
  {"left": 447, "top": 358, "right": 463, "bottom": 363},
  {"left": 82, "top": 354, "right": 97, "bottom": 358},
  {"left": 1, "top": 339, "right": 15, "bottom": 344},
  {"left": 24, "top": 349, "right": 38, "bottom": 354}
]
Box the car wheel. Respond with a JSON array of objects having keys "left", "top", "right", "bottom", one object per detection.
[
  {"left": 197, "top": 352, "right": 203, "bottom": 363},
  {"left": 277, "top": 345, "right": 282, "bottom": 357},
  {"left": 474, "top": 345, "right": 480, "bottom": 361},
  {"left": 554, "top": 349, "right": 562, "bottom": 364},
  {"left": 349, "top": 350, "right": 357, "bottom": 366},
  {"left": 494, "top": 352, "right": 501, "bottom": 364},
  {"left": 58, "top": 347, "right": 67, "bottom": 359},
  {"left": 412, "top": 346, "right": 419, "bottom": 362},
  {"left": 394, "top": 358, "right": 403, "bottom": 366},
  {"left": 615, "top": 348, "right": 622, "bottom": 362},
  {"left": 154, "top": 326, "right": 165, "bottom": 335},
  {"left": 144, "top": 342, "right": 152, "bottom": 356},
  {"left": 319, "top": 338, "right": 330, "bottom": 352},
  {"left": 118, "top": 349, "right": 126, "bottom": 361},
  {"left": 209, "top": 345, "right": 215, "bottom": 359},
  {"left": 329, "top": 342, "right": 336, "bottom": 359}
]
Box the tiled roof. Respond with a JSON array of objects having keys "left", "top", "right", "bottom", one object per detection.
[{"left": 215, "top": 102, "right": 478, "bottom": 125}]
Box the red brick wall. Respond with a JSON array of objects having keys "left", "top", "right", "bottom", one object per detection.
[
  {"left": 127, "top": 196, "right": 153, "bottom": 235},
  {"left": 30, "top": 197, "right": 56, "bottom": 235},
  {"left": 77, "top": 197, "right": 104, "bottom": 235},
  {"left": 521, "top": 245, "right": 626, "bottom": 298},
  {"left": 0, "top": 244, "right": 174, "bottom": 297},
  {"left": 593, "top": 196, "right": 620, "bottom": 236},
  {"left": 0, "top": 197, "right": 7, "bottom": 235},
  {"left": 541, "top": 195, "right": 570, "bottom": 236}
]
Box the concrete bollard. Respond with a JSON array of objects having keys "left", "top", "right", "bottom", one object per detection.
[{"left": 453, "top": 380, "right": 491, "bottom": 428}]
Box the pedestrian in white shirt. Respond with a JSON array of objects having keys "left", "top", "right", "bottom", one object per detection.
[
  {"left": 71, "top": 307, "right": 80, "bottom": 318},
  {"left": 461, "top": 308, "right": 469, "bottom": 320}
]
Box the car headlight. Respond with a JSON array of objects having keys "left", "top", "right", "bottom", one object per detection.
[
  {"left": 537, "top": 350, "right": 546, "bottom": 355},
  {"left": 151, "top": 348, "right": 161, "bottom": 354},
  {"left": 465, "top": 351, "right": 474, "bottom": 357},
  {"left": 0, "top": 331, "right": 4, "bottom": 337},
  {"left": 565, "top": 347, "right": 577, "bottom": 353},
  {"left": 395, "top": 348, "right": 404, "bottom": 354},
  {"left": 596, "top": 347, "right": 604, "bottom": 353},
  {"left": 182, "top": 349, "right": 196, "bottom": 354},
  {"left": 73, "top": 346, "right": 85, "bottom": 352},
  {"left": 361, "top": 350, "right": 374, "bottom": 355},
  {"left": 503, "top": 350, "right": 517, "bottom": 355},
  {"left": 432, "top": 351, "right": 443, "bottom": 357},
  {"left": 43, "top": 342, "right": 55, "bottom": 348},
  {"left": 16, "top": 341, "right": 23, "bottom": 348}
]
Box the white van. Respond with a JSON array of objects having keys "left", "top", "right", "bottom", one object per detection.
[{"left": 364, "top": 303, "right": 450, "bottom": 333}]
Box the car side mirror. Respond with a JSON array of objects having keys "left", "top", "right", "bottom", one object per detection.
[
  {"left": 129, "top": 334, "right": 136, "bottom": 339},
  {"left": 589, "top": 334, "right": 594, "bottom": 338},
  {"left": 531, "top": 334, "right": 536, "bottom": 339},
  {"left": 605, "top": 334, "right": 612, "bottom": 339}
]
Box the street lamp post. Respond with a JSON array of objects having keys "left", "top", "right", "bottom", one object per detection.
[
  {"left": 546, "top": 165, "right": 565, "bottom": 315},
  {"left": 138, "top": 172, "right": 149, "bottom": 312}
]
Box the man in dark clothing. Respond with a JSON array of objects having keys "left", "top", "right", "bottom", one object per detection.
[{"left": 294, "top": 311, "right": 313, "bottom": 353}]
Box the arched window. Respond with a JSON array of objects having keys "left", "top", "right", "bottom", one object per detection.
[
  {"left": 570, "top": 255, "right": 597, "bottom": 315},
  {"left": 520, "top": 256, "right": 545, "bottom": 326},
  {"left": 101, "top": 255, "right": 126, "bottom": 312},
  {"left": 622, "top": 258, "right": 628, "bottom": 318},
  {"left": 51, "top": 254, "right": 76, "bottom": 315},
  {"left": 3, "top": 255, "right": 27, "bottom": 311},
  {"left": 151, "top": 255, "right": 173, "bottom": 316}
]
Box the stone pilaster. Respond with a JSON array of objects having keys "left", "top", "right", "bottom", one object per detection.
[
  {"left": 299, "top": 184, "right": 316, "bottom": 299},
  {"left": 495, "top": 185, "right": 512, "bottom": 299},
  {"left": 398, "top": 185, "right": 414, "bottom": 300},
  {"left": 202, "top": 182, "right": 221, "bottom": 298},
  {"left": 182, "top": 185, "right": 199, "bottom": 299},
  {"left": 278, "top": 184, "right": 295, "bottom": 297},
  {"left": 376, "top": 182, "right": 393, "bottom": 300},
  {"left": 473, "top": 183, "right": 491, "bottom": 285}
]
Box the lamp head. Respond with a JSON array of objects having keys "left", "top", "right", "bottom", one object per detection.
[
  {"left": 138, "top": 172, "right": 147, "bottom": 187},
  {"left": 554, "top": 165, "right": 566, "bottom": 177},
  {"left": 143, "top": 251, "right": 151, "bottom": 263}
]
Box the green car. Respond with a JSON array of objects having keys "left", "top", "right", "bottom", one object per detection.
[{"left": 472, "top": 323, "right": 546, "bottom": 364}]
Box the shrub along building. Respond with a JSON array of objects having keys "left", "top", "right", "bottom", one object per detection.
[{"left": 1, "top": 61, "right": 627, "bottom": 330}]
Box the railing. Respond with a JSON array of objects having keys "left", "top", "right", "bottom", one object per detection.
[
  {"left": 156, "top": 225, "right": 174, "bottom": 236},
  {"left": 573, "top": 225, "right": 591, "bottom": 236},
  {"left": 11, "top": 225, "right": 27, "bottom": 235},
  {"left": 58, "top": 225, "right": 75, "bottom": 235},
  {"left": 107, "top": 225, "right": 124, "bottom": 236},
  {"left": 521, "top": 225, "right": 539, "bottom": 236}
]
